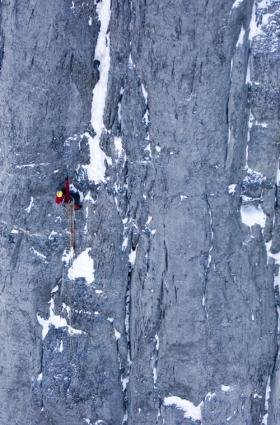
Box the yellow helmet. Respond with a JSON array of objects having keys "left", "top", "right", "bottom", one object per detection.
[{"left": 56, "top": 191, "right": 63, "bottom": 198}]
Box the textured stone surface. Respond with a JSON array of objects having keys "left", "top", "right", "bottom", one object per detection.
[{"left": 0, "top": 0, "right": 279, "bottom": 424}]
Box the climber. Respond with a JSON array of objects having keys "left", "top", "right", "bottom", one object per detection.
[{"left": 55, "top": 177, "right": 82, "bottom": 210}]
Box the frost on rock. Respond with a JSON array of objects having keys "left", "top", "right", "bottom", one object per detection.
[
  {"left": 85, "top": 0, "right": 112, "bottom": 183},
  {"left": 164, "top": 396, "right": 203, "bottom": 421},
  {"left": 68, "top": 248, "right": 95, "bottom": 284}
]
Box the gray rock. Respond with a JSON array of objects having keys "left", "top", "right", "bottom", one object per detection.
[{"left": 0, "top": 0, "right": 279, "bottom": 424}]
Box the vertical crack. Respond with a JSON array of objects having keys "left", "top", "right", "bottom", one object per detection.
[{"left": 203, "top": 194, "right": 214, "bottom": 322}]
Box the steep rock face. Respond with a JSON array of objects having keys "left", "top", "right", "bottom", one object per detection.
[{"left": 0, "top": 1, "right": 279, "bottom": 425}]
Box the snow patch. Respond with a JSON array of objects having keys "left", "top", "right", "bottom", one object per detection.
[
  {"left": 236, "top": 26, "right": 246, "bottom": 47},
  {"left": 37, "top": 299, "right": 83, "bottom": 340},
  {"left": 122, "top": 236, "right": 128, "bottom": 251},
  {"left": 221, "top": 385, "right": 231, "bottom": 392},
  {"left": 114, "top": 137, "right": 123, "bottom": 157},
  {"left": 25, "top": 197, "right": 34, "bottom": 213},
  {"left": 228, "top": 184, "right": 237, "bottom": 194},
  {"left": 141, "top": 83, "right": 148, "bottom": 104},
  {"left": 31, "top": 247, "right": 47, "bottom": 262},
  {"left": 62, "top": 248, "right": 75, "bottom": 265},
  {"left": 240, "top": 204, "right": 266, "bottom": 228},
  {"left": 164, "top": 396, "right": 202, "bottom": 421},
  {"left": 248, "top": 1, "right": 258, "bottom": 42},
  {"left": 114, "top": 328, "right": 121, "bottom": 340},
  {"left": 68, "top": 248, "right": 95, "bottom": 284},
  {"left": 49, "top": 230, "right": 58, "bottom": 239},
  {"left": 277, "top": 166, "right": 280, "bottom": 186},
  {"left": 129, "top": 248, "right": 137, "bottom": 266},
  {"left": 84, "top": 191, "right": 95, "bottom": 204},
  {"left": 261, "top": 376, "right": 271, "bottom": 425},
  {"left": 84, "top": 132, "right": 110, "bottom": 184},
  {"left": 51, "top": 285, "right": 59, "bottom": 294},
  {"left": 231, "top": 0, "right": 245, "bottom": 9},
  {"left": 58, "top": 340, "right": 64, "bottom": 352}
]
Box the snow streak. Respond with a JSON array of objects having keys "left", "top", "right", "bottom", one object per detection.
[{"left": 86, "top": 0, "right": 112, "bottom": 183}]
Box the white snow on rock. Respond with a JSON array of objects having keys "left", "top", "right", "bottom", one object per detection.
[
  {"left": 62, "top": 248, "right": 75, "bottom": 265},
  {"left": 85, "top": 0, "right": 112, "bottom": 183},
  {"left": 51, "top": 285, "right": 59, "bottom": 294},
  {"left": 276, "top": 165, "right": 280, "bottom": 186},
  {"left": 129, "top": 249, "right": 137, "bottom": 266},
  {"left": 231, "top": 0, "right": 245, "bottom": 9},
  {"left": 68, "top": 248, "right": 95, "bottom": 284},
  {"left": 84, "top": 191, "right": 95, "bottom": 204},
  {"left": 262, "top": 376, "right": 271, "bottom": 425},
  {"left": 37, "top": 299, "right": 83, "bottom": 340},
  {"left": 114, "top": 328, "right": 121, "bottom": 340},
  {"left": 241, "top": 204, "right": 266, "bottom": 228},
  {"left": 236, "top": 26, "right": 246, "bottom": 47},
  {"left": 221, "top": 385, "right": 231, "bottom": 392},
  {"left": 31, "top": 247, "right": 47, "bottom": 262},
  {"left": 249, "top": 1, "right": 258, "bottom": 42},
  {"left": 228, "top": 184, "right": 237, "bottom": 194},
  {"left": 122, "top": 236, "right": 128, "bottom": 251},
  {"left": 59, "top": 340, "right": 64, "bottom": 352},
  {"left": 255, "top": 120, "right": 268, "bottom": 128},
  {"left": 25, "top": 196, "right": 34, "bottom": 213},
  {"left": 164, "top": 396, "right": 202, "bottom": 421},
  {"left": 141, "top": 83, "right": 148, "bottom": 104},
  {"left": 84, "top": 132, "right": 111, "bottom": 184}
]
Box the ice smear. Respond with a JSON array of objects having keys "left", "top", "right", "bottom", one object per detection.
[
  {"left": 86, "top": 0, "right": 112, "bottom": 183},
  {"left": 164, "top": 396, "right": 202, "bottom": 421},
  {"left": 241, "top": 204, "right": 266, "bottom": 228},
  {"left": 68, "top": 248, "right": 95, "bottom": 284}
]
